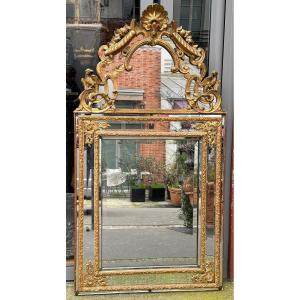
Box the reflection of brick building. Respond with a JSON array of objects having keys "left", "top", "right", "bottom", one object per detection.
[
  {"left": 117, "top": 47, "right": 167, "bottom": 180},
  {"left": 118, "top": 47, "right": 161, "bottom": 108}
]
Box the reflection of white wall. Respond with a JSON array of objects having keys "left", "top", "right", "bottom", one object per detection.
[
  {"left": 194, "top": 143, "right": 199, "bottom": 175},
  {"left": 140, "top": 0, "right": 153, "bottom": 15},
  {"left": 161, "top": 47, "right": 173, "bottom": 73},
  {"left": 161, "top": 99, "right": 171, "bottom": 109},
  {"left": 161, "top": 0, "right": 173, "bottom": 20},
  {"left": 166, "top": 141, "right": 177, "bottom": 166}
]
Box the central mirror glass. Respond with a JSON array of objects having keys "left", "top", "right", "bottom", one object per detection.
[{"left": 101, "top": 137, "right": 202, "bottom": 269}]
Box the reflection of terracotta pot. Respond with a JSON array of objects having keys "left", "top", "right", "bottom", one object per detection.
[
  {"left": 168, "top": 187, "right": 181, "bottom": 207},
  {"left": 183, "top": 176, "right": 193, "bottom": 193},
  {"left": 188, "top": 188, "right": 198, "bottom": 207},
  {"left": 207, "top": 182, "right": 215, "bottom": 225},
  {"left": 188, "top": 183, "right": 215, "bottom": 225}
]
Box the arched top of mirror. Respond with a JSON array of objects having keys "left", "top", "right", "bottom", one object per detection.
[{"left": 77, "top": 4, "right": 223, "bottom": 114}]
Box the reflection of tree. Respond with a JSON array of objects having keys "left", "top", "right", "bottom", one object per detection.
[{"left": 118, "top": 141, "right": 166, "bottom": 186}]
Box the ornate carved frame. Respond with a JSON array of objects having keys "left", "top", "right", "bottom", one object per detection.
[{"left": 74, "top": 4, "right": 225, "bottom": 295}]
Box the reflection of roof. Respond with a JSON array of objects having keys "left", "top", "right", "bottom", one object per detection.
[{"left": 161, "top": 75, "right": 186, "bottom": 100}]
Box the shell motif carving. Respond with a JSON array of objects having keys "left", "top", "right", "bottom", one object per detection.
[{"left": 141, "top": 4, "right": 169, "bottom": 35}]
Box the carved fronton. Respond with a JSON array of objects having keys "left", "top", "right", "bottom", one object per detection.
[{"left": 77, "top": 4, "right": 223, "bottom": 113}]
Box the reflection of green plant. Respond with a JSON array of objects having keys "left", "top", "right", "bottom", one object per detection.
[
  {"left": 166, "top": 151, "right": 192, "bottom": 188},
  {"left": 137, "top": 156, "right": 165, "bottom": 184},
  {"left": 182, "top": 193, "right": 193, "bottom": 228},
  {"left": 131, "top": 183, "right": 145, "bottom": 189},
  {"left": 118, "top": 141, "right": 139, "bottom": 173},
  {"left": 166, "top": 166, "right": 180, "bottom": 188},
  {"left": 150, "top": 183, "right": 165, "bottom": 189},
  {"left": 208, "top": 162, "right": 215, "bottom": 182},
  {"left": 118, "top": 145, "right": 166, "bottom": 187}
]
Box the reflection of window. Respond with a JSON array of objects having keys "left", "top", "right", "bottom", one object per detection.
[
  {"left": 102, "top": 0, "right": 109, "bottom": 7},
  {"left": 66, "top": 0, "right": 101, "bottom": 24},
  {"left": 173, "top": 0, "right": 211, "bottom": 67}
]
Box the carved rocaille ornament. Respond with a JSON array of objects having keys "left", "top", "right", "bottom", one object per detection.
[
  {"left": 76, "top": 3, "right": 222, "bottom": 113},
  {"left": 83, "top": 261, "right": 107, "bottom": 287},
  {"left": 192, "top": 262, "right": 215, "bottom": 283},
  {"left": 192, "top": 121, "right": 222, "bottom": 145},
  {"left": 83, "top": 119, "right": 110, "bottom": 144}
]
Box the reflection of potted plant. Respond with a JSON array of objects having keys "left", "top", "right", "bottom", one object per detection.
[
  {"left": 166, "top": 152, "right": 189, "bottom": 207},
  {"left": 206, "top": 162, "right": 215, "bottom": 225},
  {"left": 166, "top": 168, "right": 181, "bottom": 207},
  {"left": 130, "top": 183, "right": 146, "bottom": 202},
  {"left": 149, "top": 183, "right": 165, "bottom": 201}
]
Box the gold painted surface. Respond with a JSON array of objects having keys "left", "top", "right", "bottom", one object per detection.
[
  {"left": 192, "top": 262, "right": 215, "bottom": 284},
  {"left": 74, "top": 4, "right": 225, "bottom": 294},
  {"left": 83, "top": 261, "right": 107, "bottom": 287},
  {"left": 75, "top": 115, "right": 224, "bottom": 293},
  {"left": 77, "top": 118, "right": 85, "bottom": 289},
  {"left": 83, "top": 120, "right": 110, "bottom": 145},
  {"left": 199, "top": 135, "right": 208, "bottom": 270},
  {"left": 96, "top": 130, "right": 205, "bottom": 138},
  {"left": 76, "top": 4, "right": 222, "bottom": 113},
  {"left": 214, "top": 124, "right": 223, "bottom": 287},
  {"left": 192, "top": 121, "right": 221, "bottom": 145},
  {"left": 93, "top": 136, "right": 100, "bottom": 270}
]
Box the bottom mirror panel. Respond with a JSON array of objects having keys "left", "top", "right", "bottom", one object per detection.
[{"left": 101, "top": 138, "right": 201, "bottom": 269}]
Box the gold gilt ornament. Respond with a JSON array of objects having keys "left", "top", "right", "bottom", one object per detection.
[
  {"left": 83, "top": 261, "right": 107, "bottom": 287},
  {"left": 76, "top": 3, "right": 223, "bottom": 113}
]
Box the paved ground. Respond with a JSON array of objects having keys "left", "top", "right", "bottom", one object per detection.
[
  {"left": 82, "top": 207, "right": 215, "bottom": 268},
  {"left": 66, "top": 281, "right": 233, "bottom": 300}
]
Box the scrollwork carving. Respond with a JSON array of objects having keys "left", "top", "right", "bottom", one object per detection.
[{"left": 77, "top": 3, "right": 222, "bottom": 113}]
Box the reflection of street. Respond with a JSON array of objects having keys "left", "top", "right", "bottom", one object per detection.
[{"left": 82, "top": 206, "right": 215, "bottom": 269}]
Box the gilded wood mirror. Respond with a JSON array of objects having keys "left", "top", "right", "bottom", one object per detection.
[{"left": 74, "top": 4, "right": 225, "bottom": 295}]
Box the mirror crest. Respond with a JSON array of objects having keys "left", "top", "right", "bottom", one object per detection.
[{"left": 77, "top": 4, "right": 222, "bottom": 113}]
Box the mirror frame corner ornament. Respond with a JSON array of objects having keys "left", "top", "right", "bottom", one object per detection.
[{"left": 74, "top": 3, "right": 225, "bottom": 295}]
